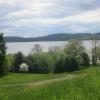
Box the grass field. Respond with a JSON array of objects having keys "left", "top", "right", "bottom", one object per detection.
[
  {"left": 0, "top": 73, "right": 67, "bottom": 85},
  {"left": 0, "top": 67, "right": 100, "bottom": 100}
]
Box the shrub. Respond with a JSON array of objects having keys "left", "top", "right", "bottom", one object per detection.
[
  {"left": 54, "top": 55, "right": 79, "bottom": 73},
  {"left": 54, "top": 57, "right": 65, "bottom": 73},
  {"left": 19, "top": 63, "right": 29, "bottom": 72},
  {"left": 81, "top": 52, "right": 90, "bottom": 66},
  {"left": 64, "top": 56, "right": 79, "bottom": 73},
  {"left": 27, "top": 53, "right": 53, "bottom": 73}
]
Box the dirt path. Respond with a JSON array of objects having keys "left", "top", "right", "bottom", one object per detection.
[{"left": 0, "top": 74, "right": 88, "bottom": 87}]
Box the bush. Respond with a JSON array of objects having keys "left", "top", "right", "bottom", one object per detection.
[
  {"left": 25, "top": 54, "right": 36, "bottom": 73},
  {"left": 27, "top": 53, "right": 53, "bottom": 73},
  {"left": 54, "top": 57, "right": 65, "bottom": 73},
  {"left": 81, "top": 52, "right": 90, "bottom": 66},
  {"left": 64, "top": 56, "right": 79, "bottom": 73},
  {"left": 54, "top": 55, "right": 79, "bottom": 73},
  {"left": 19, "top": 63, "right": 29, "bottom": 72},
  {"left": 48, "top": 48, "right": 66, "bottom": 72},
  {"left": 13, "top": 52, "right": 24, "bottom": 72}
]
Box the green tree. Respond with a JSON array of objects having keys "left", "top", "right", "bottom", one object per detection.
[
  {"left": 27, "top": 52, "right": 53, "bottom": 73},
  {"left": 48, "top": 46, "right": 65, "bottom": 72},
  {"left": 25, "top": 54, "right": 36, "bottom": 73},
  {"left": 54, "top": 56, "right": 65, "bottom": 73},
  {"left": 65, "top": 39, "right": 85, "bottom": 57},
  {"left": 64, "top": 56, "right": 79, "bottom": 73},
  {"left": 81, "top": 52, "right": 90, "bottom": 66},
  {"left": 6, "top": 54, "right": 14, "bottom": 71},
  {"left": 0, "top": 33, "right": 8, "bottom": 76},
  {"left": 92, "top": 46, "right": 100, "bottom": 66},
  {"left": 13, "top": 52, "right": 24, "bottom": 72},
  {"left": 54, "top": 55, "right": 79, "bottom": 73},
  {"left": 64, "top": 39, "right": 86, "bottom": 67},
  {"left": 31, "top": 44, "right": 43, "bottom": 53},
  {"left": 96, "top": 46, "right": 100, "bottom": 65},
  {"left": 91, "top": 37, "right": 98, "bottom": 66}
]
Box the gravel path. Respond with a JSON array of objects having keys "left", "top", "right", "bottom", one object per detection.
[{"left": 0, "top": 74, "right": 87, "bottom": 87}]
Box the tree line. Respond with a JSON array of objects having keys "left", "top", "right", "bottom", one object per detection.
[{"left": 0, "top": 33, "right": 100, "bottom": 76}]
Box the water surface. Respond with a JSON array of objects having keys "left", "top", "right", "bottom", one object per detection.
[{"left": 6, "top": 41, "right": 100, "bottom": 55}]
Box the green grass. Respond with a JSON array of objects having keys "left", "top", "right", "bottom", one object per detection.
[
  {"left": 0, "top": 67, "right": 100, "bottom": 100},
  {"left": 0, "top": 73, "right": 67, "bottom": 85}
]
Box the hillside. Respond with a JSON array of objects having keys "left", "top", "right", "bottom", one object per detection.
[{"left": 5, "top": 33, "right": 100, "bottom": 42}]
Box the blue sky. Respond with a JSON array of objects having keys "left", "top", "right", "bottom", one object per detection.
[{"left": 0, "top": 0, "right": 100, "bottom": 37}]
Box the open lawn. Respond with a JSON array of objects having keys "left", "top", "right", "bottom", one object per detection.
[
  {"left": 0, "top": 67, "right": 100, "bottom": 100},
  {"left": 0, "top": 73, "right": 67, "bottom": 85}
]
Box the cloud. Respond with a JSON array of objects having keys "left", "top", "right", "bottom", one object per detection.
[
  {"left": 0, "top": 0, "right": 100, "bottom": 37},
  {"left": 15, "top": 8, "right": 100, "bottom": 26}
]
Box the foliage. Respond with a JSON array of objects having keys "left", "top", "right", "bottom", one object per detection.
[
  {"left": 26, "top": 48, "right": 66, "bottom": 73},
  {"left": 91, "top": 38, "right": 100, "bottom": 66},
  {"left": 6, "top": 54, "right": 14, "bottom": 71},
  {"left": 7, "top": 39, "right": 92, "bottom": 74},
  {"left": 81, "top": 52, "right": 90, "bottom": 66},
  {"left": 54, "top": 55, "right": 79, "bottom": 73},
  {"left": 54, "top": 56, "right": 65, "bottom": 73},
  {"left": 13, "top": 52, "right": 24, "bottom": 72},
  {"left": 91, "top": 46, "right": 100, "bottom": 66},
  {"left": 0, "top": 33, "right": 8, "bottom": 76},
  {"left": 48, "top": 47, "right": 66, "bottom": 72},
  {"left": 65, "top": 39, "right": 85, "bottom": 57},
  {"left": 27, "top": 52, "right": 53, "bottom": 73},
  {"left": 4, "top": 39, "right": 94, "bottom": 74},
  {"left": 64, "top": 55, "right": 79, "bottom": 72}
]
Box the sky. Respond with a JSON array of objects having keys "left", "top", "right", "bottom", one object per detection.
[{"left": 0, "top": 0, "right": 100, "bottom": 37}]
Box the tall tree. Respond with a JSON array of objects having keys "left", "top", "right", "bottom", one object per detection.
[
  {"left": 64, "top": 39, "right": 91, "bottom": 68},
  {"left": 91, "top": 37, "right": 98, "bottom": 66},
  {"left": 65, "top": 39, "right": 85, "bottom": 57},
  {"left": 81, "top": 52, "right": 90, "bottom": 66},
  {"left": 13, "top": 52, "right": 24, "bottom": 72},
  {"left": 0, "top": 33, "right": 7, "bottom": 76},
  {"left": 31, "top": 44, "right": 43, "bottom": 53},
  {"left": 64, "top": 56, "right": 79, "bottom": 73}
]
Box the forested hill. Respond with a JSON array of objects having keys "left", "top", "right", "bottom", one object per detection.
[{"left": 4, "top": 33, "right": 100, "bottom": 42}]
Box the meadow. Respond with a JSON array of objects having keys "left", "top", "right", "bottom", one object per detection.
[
  {"left": 0, "top": 73, "right": 67, "bottom": 85},
  {"left": 0, "top": 67, "right": 100, "bottom": 100}
]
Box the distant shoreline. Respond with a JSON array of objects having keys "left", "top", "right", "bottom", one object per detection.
[
  {"left": 6, "top": 40, "right": 100, "bottom": 43},
  {"left": 4, "top": 33, "right": 100, "bottom": 42}
]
